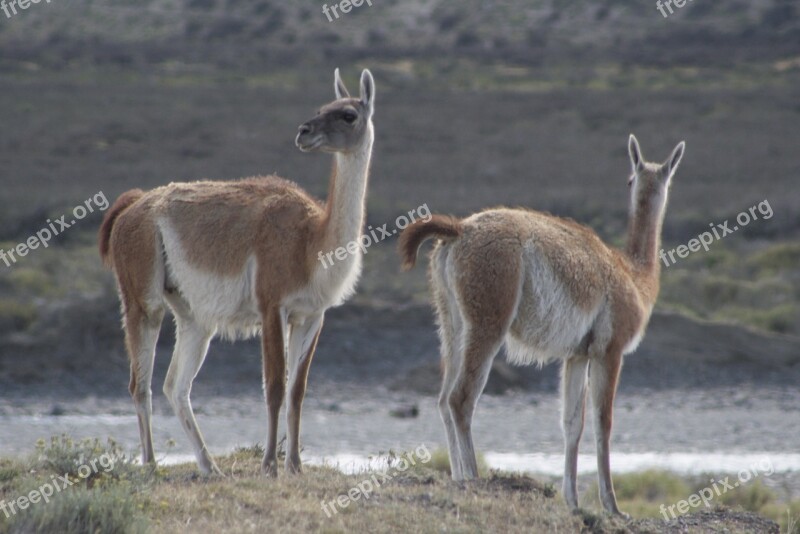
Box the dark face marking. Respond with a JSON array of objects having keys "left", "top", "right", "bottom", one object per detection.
[{"left": 296, "top": 98, "right": 370, "bottom": 153}]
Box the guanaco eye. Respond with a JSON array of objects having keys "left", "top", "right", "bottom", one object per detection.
[
  {"left": 627, "top": 176, "right": 635, "bottom": 187},
  {"left": 342, "top": 112, "right": 357, "bottom": 124}
]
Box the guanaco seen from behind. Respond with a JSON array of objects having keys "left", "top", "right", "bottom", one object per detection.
[{"left": 399, "top": 135, "right": 685, "bottom": 515}]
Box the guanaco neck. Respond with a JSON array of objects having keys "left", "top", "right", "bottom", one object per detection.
[
  {"left": 625, "top": 195, "right": 667, "bottom": 305},
  {"left": 318, "top": 123, "right": 374, "bottom": 265}
]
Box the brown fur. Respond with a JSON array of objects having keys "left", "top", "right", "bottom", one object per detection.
[
  {"left": 401, "top": 135, "right": 685, "bottom": 517},
  {"left": 398, "top": 215, "right": 462, "bottom": 270},
  {"left": 108, "top": 195, "right": 161, "bottom": 318},
  {"left": 98, "top": 189, "right": 144, "bottom": 266},
  {"left": 147, "top": 176, "right": 325, "bottom": 282},
  {"left": 99, "top": 69, "right": 377, "bottom": 476}
]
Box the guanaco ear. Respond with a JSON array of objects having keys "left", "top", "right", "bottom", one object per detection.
[
  {"left": 663, "top": 141, "right": 686, "bottom": 179},
  {"left": 360, "top": 69, "right": 375, "bottom": 116},
  {"left": 628, "top": 134, "right": 644, "bottom": 172},
  {"left": 334, "top": 68, "right": 350, "bottom": 99}
]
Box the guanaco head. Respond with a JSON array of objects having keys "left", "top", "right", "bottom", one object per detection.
[
  {"left": 627, "top": 134, "right": 685, "bottom": 217},
  {"left": 296, "top": 68, "right": 375, "bottom": 154}
]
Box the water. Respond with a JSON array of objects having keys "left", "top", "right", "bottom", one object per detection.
[
  {"left": 2, "top": 389, "right": 797, "bottom": 482},
  {"left": 147, "top": 450, "right": 800, "bottom": 477}
]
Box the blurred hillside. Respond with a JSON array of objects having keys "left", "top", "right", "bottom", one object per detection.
[
  {"left": 0, "top": 0, "right": 798, "bottom": 363},
  {"left": 0, "top": 0, "right": 798, "bottom": 67}
]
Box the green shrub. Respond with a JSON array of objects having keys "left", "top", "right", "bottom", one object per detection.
[
  {"left": 660, "top": 265, "right": 799, "bottom": 335},
  {"left": 31, "top": 435, "right": 144, "bottom": 486},
  {"left": 7, "top": 267, "right": 56, "bottom": 296},
  {"left": 0, "top": 298, "right": 37, "bottom": 331},
  {"left": 8, "top": 481, "right": 147, "bottom": 534},
  {"left": 0, "top": 436, "right": 150, "bottom": 533},
  {"left": 0, "top": 458, "right": 24, "bottom": 483},
  {"left": 766, "top": 500, "right": 800, "bottom": 534},
  {"left": 715, "top": 304, "right": 798, "bottom": 334},
  {"left": 748, "top": 242, "right": 800, "bottom": 276},
  {"left": 613, "top": 470, "right": 691, "bottom": 503},
  {"left": 423, "top": 447, "right": 489, "bottom": 477},
  {"left": 713, "top": 479, "right": 776, "bottom": 511}
]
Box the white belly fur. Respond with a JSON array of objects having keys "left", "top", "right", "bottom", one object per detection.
[
  {"left": 159, "top": 220, "right": 261, "bottom": 340},
  {"left": 158, "top": 219, "right": 363, "bottom": 338},
  {"left": 504, "top": 248, "right": 602, "bottom": 366}
]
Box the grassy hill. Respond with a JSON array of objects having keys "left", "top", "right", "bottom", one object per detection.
[{"left": 0, "top": 0, "right": 798, "bottom": 68}]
